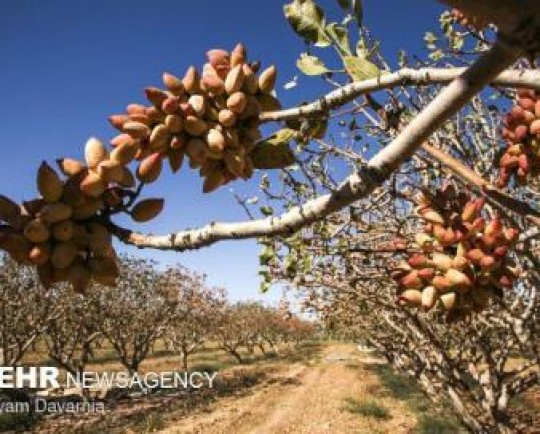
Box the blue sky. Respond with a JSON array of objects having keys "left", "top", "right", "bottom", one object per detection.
[{"left": 0, "top": 0, "right": 443, "bottom": 303}]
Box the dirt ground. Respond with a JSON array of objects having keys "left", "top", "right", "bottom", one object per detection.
[
  {"left": 158, "top": 344, "right": 418, "bottom": 434},
  {"left": 21, "top": 343, "right": 539, "bottom": 433}
]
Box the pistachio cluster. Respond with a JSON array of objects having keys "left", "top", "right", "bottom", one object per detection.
[
  {"left": 0, "top": 137, "right": 165, "bottom": 293},
  {"left": 498, "top": 89, "right": 540, "bottom": 187},
  {"left": 392, "top": 186, "right": 519, "bottom": 317},
  {"left": 108, "top": 43, "right": 280, "bottom": 193},
  {"left": 0, "top": 44, "right": 285, "bottom": 292}
]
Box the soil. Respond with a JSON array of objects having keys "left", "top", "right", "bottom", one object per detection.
[{"left": 159, "top": 344, "right": 417, "bottom": 434}]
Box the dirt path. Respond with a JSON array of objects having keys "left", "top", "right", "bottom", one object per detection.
[{"left": 159, "top": 344, "right": 417, "bottom": 434}]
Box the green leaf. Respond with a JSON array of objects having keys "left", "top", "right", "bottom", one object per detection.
[
  {"left": 356, "top": 37, "right": 380, "bottom": 59},
  {"left": 356, "top": 37, "right": 368, "bottom": 58},
  {"left": 296, "top": 53, "right": 330, "bottom": 76},
  {"left": 343, "top": 55, "right": 380, "bottom": 81},
  {"left": 260, "top": 280, "right": 272, "bottom": 293},
  {"left": 284, "top": 255, "right": 298, "bottom": 277},
  {"left": 451, "top": 34, "right": 464, "bottom": 51},
  {"left": 265, "top": 128, "right": 297, "bottom": 144},
  {"left": 398, "top": 50, "right": 408, "bottom": 68},
  {"left": 260, "top": 206, "right": 274, "bottom": 216},
  {"left": 251, "top": 129, "right": 296, "bottom": 170},
  {"left": 283, "top": 0, "right": 331, "bottom": 47},
  {"left": 259, "top": 245, "right": 276, "bottom": 265},
  {"left": 424, "top": 31, "right": 438, "bottom": 50},
  {"left": 326, "top": 23, "right": 352, "bottom": 55},
  {"left": 429, "top": 50, "right": 444, "bottom": 61},
  {"left": 299, "top": 118, "right": 328, "bottom": 141},
  {"left": 301, "top": 255, "right": 312, "bottom": 273},
  {"left": 439, "top": 11, "right": 454, "bottom": 37}
]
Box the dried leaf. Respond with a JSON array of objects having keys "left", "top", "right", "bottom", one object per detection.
[
  {"left": 297, "top": 53, "right": 330, "bottom": 76},
  {"left": 284, "top": 0, "right": 331, "bottom": 47}
]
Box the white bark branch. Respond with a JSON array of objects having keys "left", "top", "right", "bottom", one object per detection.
[
  {"left": 112, "top": 41, "right": 521, "bottom": 252},
  {"left": 260, "top": 67, "right": 540, "bottom": 122}
]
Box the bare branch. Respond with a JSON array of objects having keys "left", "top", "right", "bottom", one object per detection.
[
  {"left": 259, "top": 67, "right": 540, "bottom": 123},
  {"left": 111, "top": 41, "right": 520, "bottom": 252}
]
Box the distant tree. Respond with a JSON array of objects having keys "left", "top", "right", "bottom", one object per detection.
[
  {"left": 0, "top": 2, "right": 538, "bottom": 432},
  {"left": 284, "top": 317, "right": 315, "bottom": 348},
  {"left": 214, "top": 301, "right": 315, "bottom": 361},
  {"left": 240, "top": 302, "right": 270, "bottom": 355},
  {"left": 44, "top": 288, "right": 102, "bottom": 377},
  {"left": 163, "top": 266, "right": 225, "bottom": 370},
  {"left": 94, "top": 256, "right": 172, "bottom": 375},
  {"left": 0, "top": 255, "right": 60, "bottom": 367},
  {"left": 213, "top": 303, "right": 257, "bottom": 363}
]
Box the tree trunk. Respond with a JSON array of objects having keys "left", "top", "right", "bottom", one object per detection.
[
  {"left": 230, "top": 349, "right": 243, "bottom": 363},
  {"left": 128, "top": 364, "right": 139, "bottom": 377},
  {"left": 181, "top": 352, "right": 189, "bottom": 372}
]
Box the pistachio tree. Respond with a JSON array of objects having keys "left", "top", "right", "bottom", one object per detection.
[
  {"left": 93, "top": 257, "right": 172, "bottom": 375},
  {"left": 0, "top": 0, "right": 536, "bottom": 295},
  {"left": 0, "top": 1, "right": 539, "bottom": 430},
  {"left": 44, "top": 288, "right": 102, "bottom": 377},
  {"left": 162, "top": 266, "right": 226, "bottom": 371},
  {"left": 249, "top": 4, "right": 540, "bottom": 432},
  {"left": 0, "top": 255, "right": 60, "bottom": 367}
]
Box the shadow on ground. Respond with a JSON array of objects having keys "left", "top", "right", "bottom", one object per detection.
[
  {"left": 366, "top": 364, "right": 466, "bottom": 434},
  {"left": 13, "top": 368, "right": 266, "bottom": 434},
  {"left": 15, "top": 346, "right": 324, "bottom": 434}
]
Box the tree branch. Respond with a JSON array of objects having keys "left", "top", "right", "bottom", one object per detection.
[
  {"left": 259, "top": 67, "right": 540, "bottom": 123},
  {"left": 111, "top": 41, "right": 520, "bottom": 252},
  {"left": 421, "top": 143, "right": 540, "bottom": 226}
]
